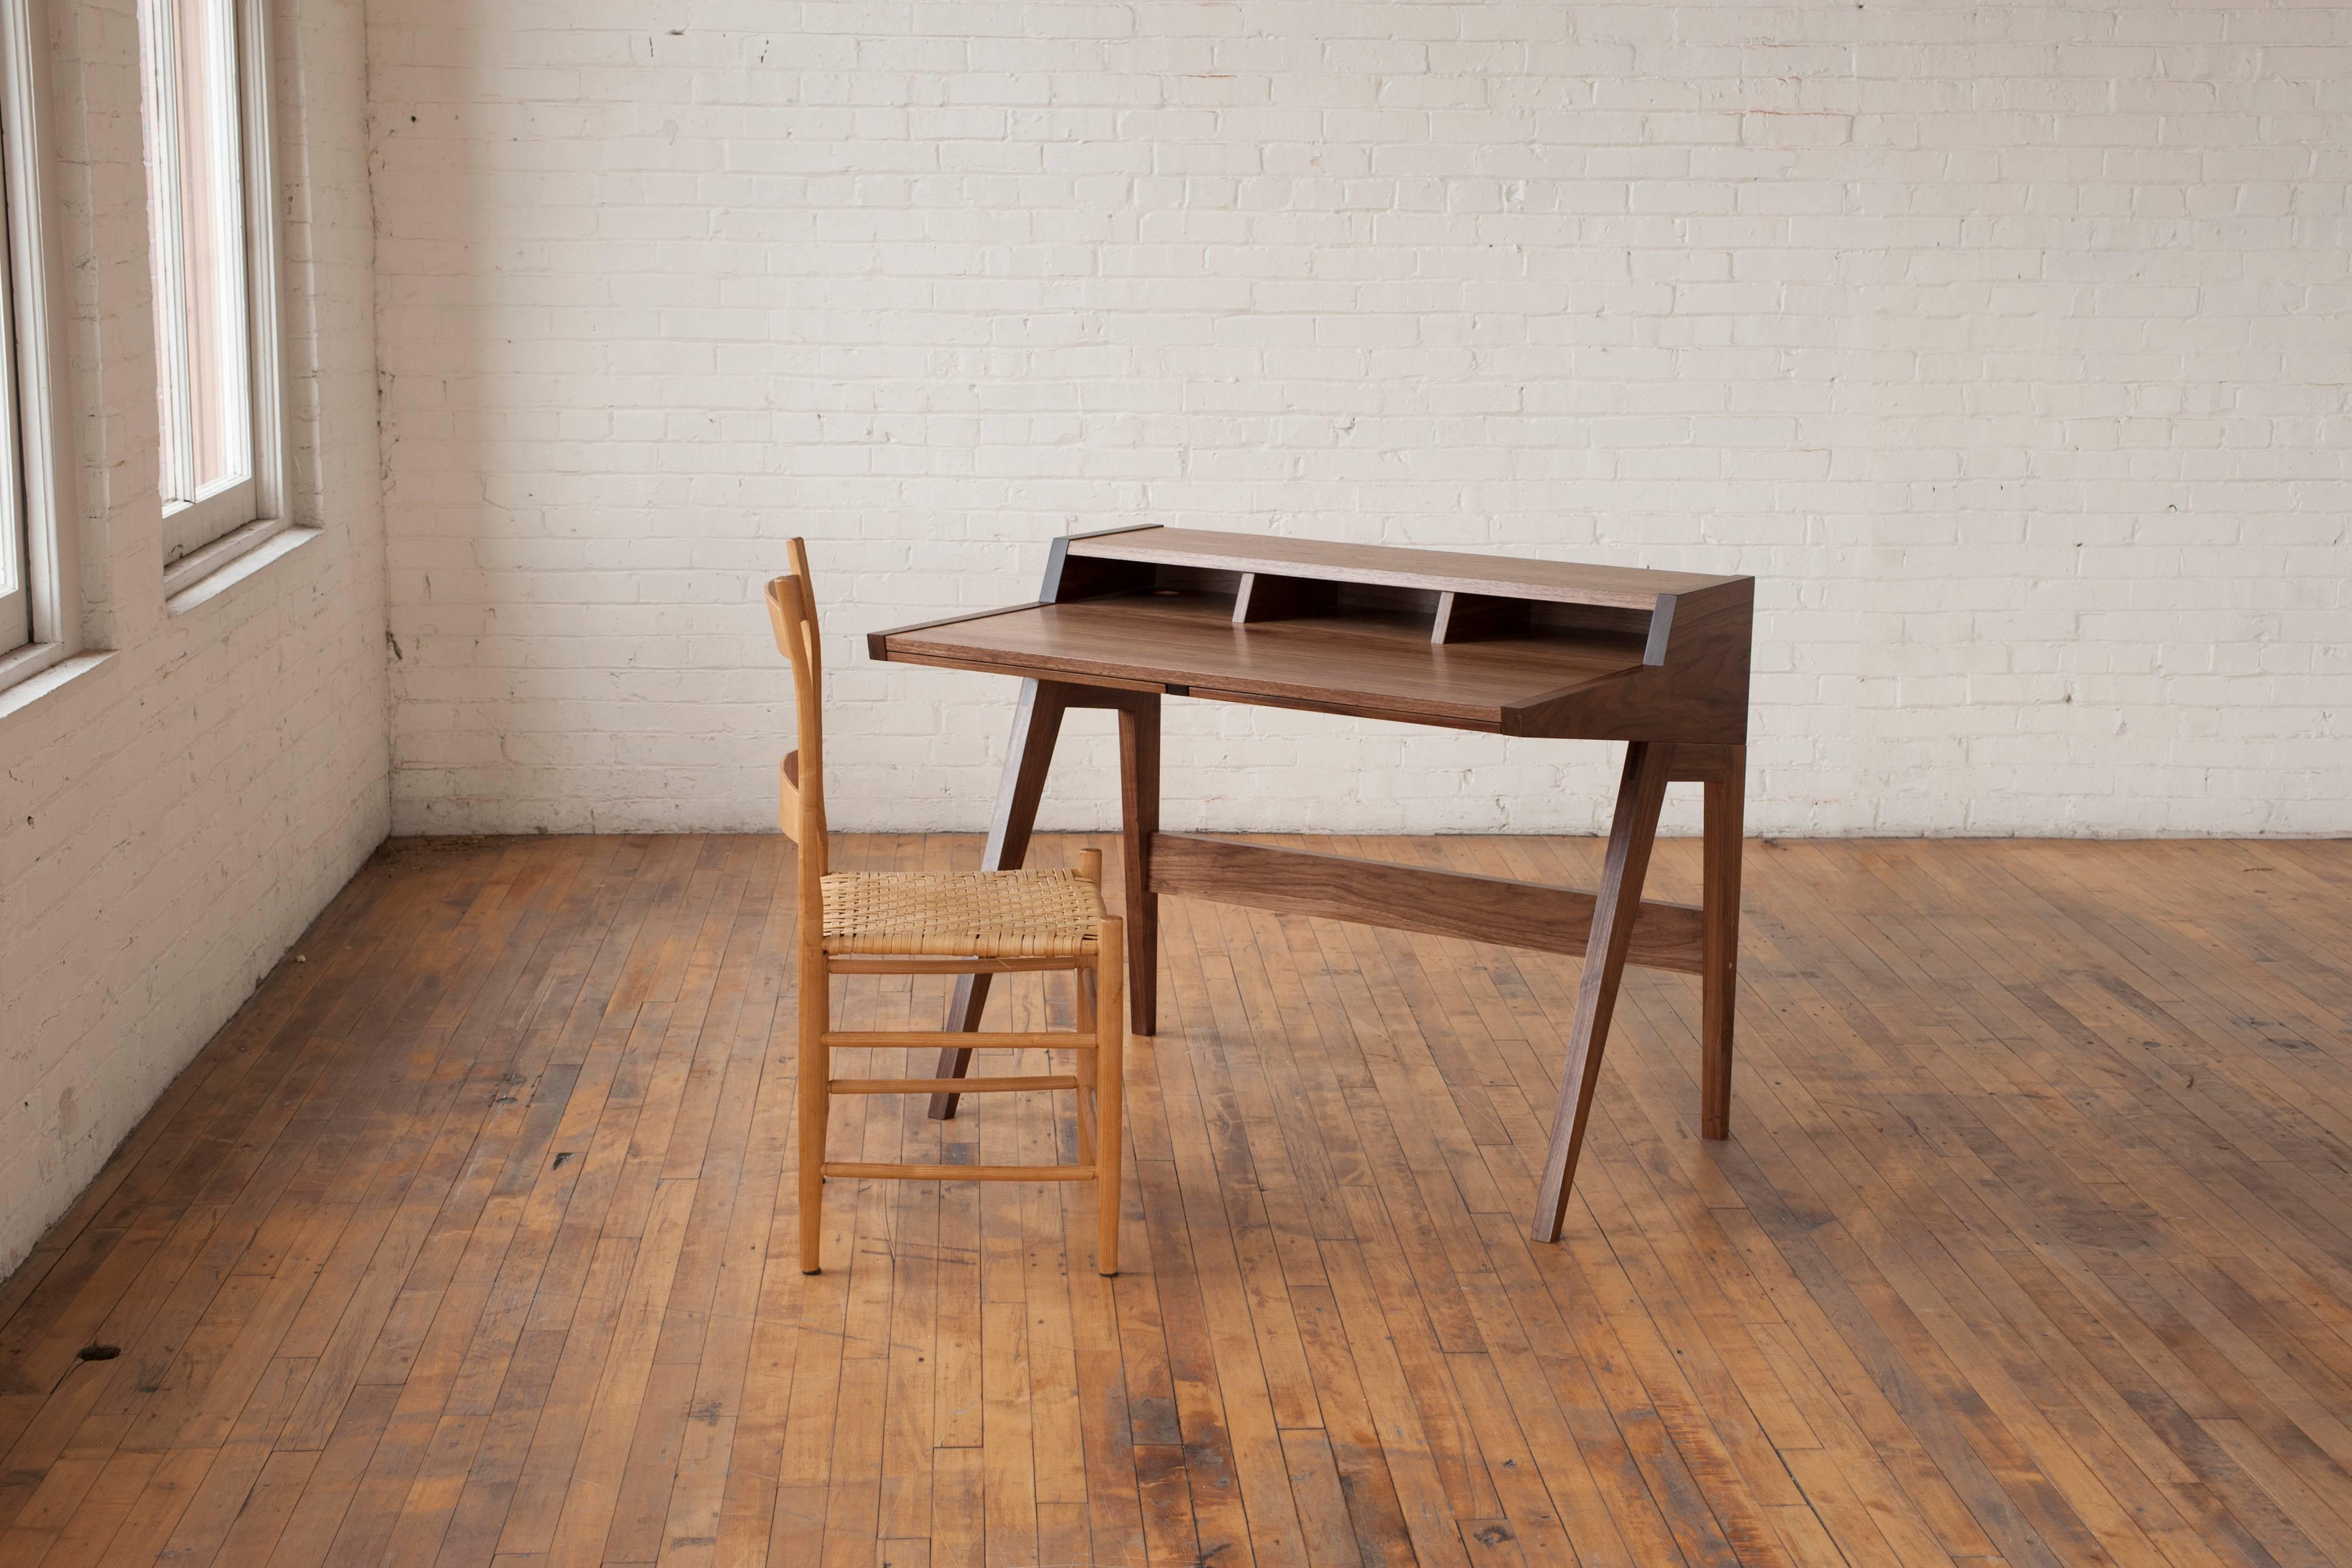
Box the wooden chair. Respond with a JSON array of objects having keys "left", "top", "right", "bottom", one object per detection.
[{"left": 766, "top": 539, "right": 1125, "bottom": 1277}]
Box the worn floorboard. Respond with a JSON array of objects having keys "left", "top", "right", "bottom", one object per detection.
[{"left": 2, "top": 832, "right": 2349, "bottom": 1567}]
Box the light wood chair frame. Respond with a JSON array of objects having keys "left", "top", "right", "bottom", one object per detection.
[{"left": 767, "top": 539, "right": 1125, "bottom": 1277}]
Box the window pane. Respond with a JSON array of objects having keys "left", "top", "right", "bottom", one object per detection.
[
  {"left": 0, "top": 456, "right": 17, "bottom": 600},
  {"left": 0, "top": 507, "right": 21, "bottom": 651},
  {"left": 0, "top": 496, "right": 20, "bottom": 649},
  {"left": 0, "top": 466, "right": 17, "bottom": 601},
  {"left": 0, "top": 160, "right": 23, "bottom": 652},
  {"left": 147, "top": 0, "right": 250, "bottom": 509}
]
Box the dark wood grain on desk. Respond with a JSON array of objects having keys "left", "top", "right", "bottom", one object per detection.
[
  {"left": 872, "top": 524, "right": 1755, "bottom": 1242},
  {"left": 881, "top": 590, "right": 1650, "bottom": 732}
]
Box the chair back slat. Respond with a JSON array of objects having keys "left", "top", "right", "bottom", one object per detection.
[{"left": 764, "top": 544, "right": 828, "bottom": 880}]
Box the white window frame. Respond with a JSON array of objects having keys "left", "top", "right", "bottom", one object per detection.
[
  {"left": 145, "top": 0, "right": 286, "bottom": 597},
  {"left": 0, "top": 0, "right": 81, "bottom": 695}
]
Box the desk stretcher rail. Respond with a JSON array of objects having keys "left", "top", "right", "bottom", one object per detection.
[{"left": 1147, "top": 832, "right": 1707, "bottom": 974}]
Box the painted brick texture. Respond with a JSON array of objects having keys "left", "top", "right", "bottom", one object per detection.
[
  {"left": 371, "top": 2, "right": 2352, "bottom": 840},
  {"left": 0, "top": 0, "right": 387, "bottom": 1274}
]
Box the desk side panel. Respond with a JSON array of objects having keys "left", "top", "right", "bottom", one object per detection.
[{"left": 1505, "top": 577, "right": 1752, "bottom": 744}]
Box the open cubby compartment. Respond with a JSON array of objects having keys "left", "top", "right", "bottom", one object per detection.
[
  {"left": 1049, "top": 538, "right": 1660, "bottom": 654},
  {"left": 1434, "top": 592, "right": 1655, "bottom": 650},
  {"left": 1050, "top": 554, "right": 1245, "bottom": 612}
]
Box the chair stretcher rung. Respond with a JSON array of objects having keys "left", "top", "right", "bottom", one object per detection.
[
  {"left": 821, "top": 1161, "right": 1094, "bottom": 1182},
  {"left": 827, "top": 955, "right": 1085, "bottom": 975},
  {"left": 819, "top": 1030, "right": 1088, "bottom": 1049},
  {"left": 830, "top": 1075, "right": 1079, "bottom": 1096}
]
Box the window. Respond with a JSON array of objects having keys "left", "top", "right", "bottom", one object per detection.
[
  {"left": 0, "top": 206, "right": 23, "bottom": 648},
  {"left": 0, "top": 0, "right": 73, "bottom": 684},
  {"left": 142, "top": 0, "right": 282, "bottom": 586}
]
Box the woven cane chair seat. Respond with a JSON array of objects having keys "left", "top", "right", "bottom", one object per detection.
[{"left": 820, "top": 868, "right": 1106, "bottom": 957}]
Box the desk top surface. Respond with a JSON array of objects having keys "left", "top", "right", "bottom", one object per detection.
[{"left": 879, "top": 592, "right": 1649, "bottom": 732}]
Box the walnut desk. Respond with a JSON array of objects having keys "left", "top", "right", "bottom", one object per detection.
[{"left": 869, "top": 525, "right": 1752, "bottom": 1239}]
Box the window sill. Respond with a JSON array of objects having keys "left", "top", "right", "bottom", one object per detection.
[
  {"left": 165, "top": 521, "right": 320, "bottom": 616},
  {"left": 163, "top": 513, "right": 293, "bottom": 602},
  {"left": 0, "top": 646, "right": 112, "bottom": 722}
]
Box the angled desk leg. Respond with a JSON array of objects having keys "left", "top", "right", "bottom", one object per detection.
[
  {"left": 1531, "top": 740, "right": 1673, "bottom": 1242},
  {"left": 930, "top": 680, "right": 1162, "bottom": 1119},
  {"left": 929, "top": 679, "right": 1071, "bottom": 1119},
  {"left": 1115, "top": 693, "right": 1160, "bottom": 1038},
  {"left": 1699, "top": 743, "right": 1746, "bottom": 1140}
]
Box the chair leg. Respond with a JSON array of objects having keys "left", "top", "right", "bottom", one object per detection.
[
  {"left": 798, "top": 950, "right": 830, "bottom": 1274},
  {"left": 1093, "top": 919, "right": 1125, "bottom": 1277},
  {"left": 1074, "top": 847, "right": 1106, "bottom": 1168},
  {"left": 1071, "top": 965, "right": 1097, "bottom": 1166}
]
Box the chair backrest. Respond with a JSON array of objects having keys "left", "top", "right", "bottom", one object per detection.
[{"left": 764, "top": 538, "right": 827, "bottom": 884}]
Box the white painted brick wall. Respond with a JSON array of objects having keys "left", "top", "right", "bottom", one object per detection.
[
  {"left": 0, "top": 0, "right": 387, "bottom": 1275},
  {"left": 371, "top": 1, "right": 2352, "bottom": 840}
]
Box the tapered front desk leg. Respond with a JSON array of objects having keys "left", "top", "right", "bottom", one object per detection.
[
  {"left": 930, "top": 679, "right": 1070, "bottom": 1119},
  {"left": 1532, "top": 741, "right": 1673, "bottom": 1242},
  {"left": 1700, "top": 744, "right": 1745, "bottom": 1140},
  {"left": 1116, "top": 694, "right": 1161, "bottom": 1036}
]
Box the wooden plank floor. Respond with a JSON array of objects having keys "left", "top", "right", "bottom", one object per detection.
[{"left": 3, "top": 832, "right": 2350, "bottom": 1567}]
